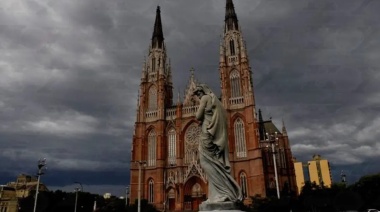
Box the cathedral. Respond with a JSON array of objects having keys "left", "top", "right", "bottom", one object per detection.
[{"left": 129, "top": 0, "right": 297, "bottom": 211}]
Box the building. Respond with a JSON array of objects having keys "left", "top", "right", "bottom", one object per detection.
[
  {"left": 293, "top": 155, "right": 333, "bottom": 194},
  {"left": 294, "top": 159, "right": 306, "bottom": 194},
  {"left": 308, "top": 154, "right": 332, "bottom": 188},
  {"left": 129, "top": 0, "right": 297, "bottom": 211},
  {"left": 6, "top": 174, "right": 49, "bottom": 198},
  {"left": 0, "top": 186, "right": 19, "bottom": 212},
  {"left": 258, "top": 116, "right": 297, "bottom": 198}
]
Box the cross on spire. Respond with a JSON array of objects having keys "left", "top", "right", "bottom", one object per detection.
[{"left": 190, "top": 67, "right": 195, "bottom": 78}]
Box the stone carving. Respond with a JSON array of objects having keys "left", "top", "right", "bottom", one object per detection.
[{"left": 193, "top": 84, "right": 243, "bottom": 208}]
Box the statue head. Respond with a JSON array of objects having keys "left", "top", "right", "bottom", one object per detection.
[
  {"left": 192, "top": 85, "right": 205, "bottom": 97},
  {"left": 192, "top": 84, "right": 213, "bottom": 97}
]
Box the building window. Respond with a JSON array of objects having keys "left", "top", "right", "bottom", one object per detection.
[
  {"left": 191, "top": 183, "right": 203, "bottom": 197},
  {"left": 148, "top": 179, "right": 154, "bottom": 203},
  {"left": 168, "top": 128, "right": 176, "bottom": 165},
  {"left": 152, "top": 57, "right": 156, "bottom": 72},
  {"left": 281, "top": 149, "right": 287, "bottom": 168},
  {"left": 230, "top": 39, "right": 235, "bottom": 56},
  {"left": 148, "top": 86, "right": 157, "bottom": 111},
  {"left": 240, "top": 172, "right": 248, "bottom": 198},
  {"left": 148, "top": 130, "right": 156, "bottom": 166},
  {"left": 234, "top": 118, "right": 247, "bottom": 158},
  {"left": 185, "top": 124, "right": 201, "bottom": 164},
  {"left": 230, "top": 70, "right": 242, "bottom": 98}
]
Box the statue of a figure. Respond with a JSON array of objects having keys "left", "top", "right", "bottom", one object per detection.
[{"left": 193, "top": 84, "right": 242, "bottom": 203}]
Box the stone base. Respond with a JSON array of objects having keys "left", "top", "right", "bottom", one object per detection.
[{"left": 199, "top": 201, "right": 245, "bottom": 212}]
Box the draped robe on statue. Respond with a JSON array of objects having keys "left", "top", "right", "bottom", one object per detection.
[{"left": 194, "top": 84, "right": 242, "bottom": 203}]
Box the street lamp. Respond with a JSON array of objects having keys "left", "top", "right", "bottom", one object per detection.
[
  {"left": 74, "top": 182, "right": 83, "bottom": 212},
  {"left": 265, "top": 132, "right": 280, "bottom": 199},
  {"left": 33, "top": 158, "right": 47, "bottom": 212},
  {"left": 125, "top": 186, "right": 130, "bottom": 207},
  {"left": 134, "top": 161, "right": 146, "bottom": 212}
]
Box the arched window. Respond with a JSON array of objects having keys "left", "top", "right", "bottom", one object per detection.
[
  {"left": 151, "top": 57, "right": 156, "bottom": 72},
  {"left": 240, "top": 172, "right": 248, "bottom": 198},
  {"left": 185, "top": 124, "right": 201, "bottom": 164},
  {"left": 191, "top": 183, "right": 203, "bottom": 197},
  {"left": 148, "top": 86, "right": 157, "bottom": 111},
  {"left": 230, "top": 70, "right": 242, "bottom": 98},
  {"left": 148, "top": 179, "right": 154, "bottom": 203},
  {"left": 234, "top": 118, "right": 247, "bottom": 158},
  {"left": 168, "top": 128, "right": 176, "bottom": 165},
  {"left": 148, "top": 130, "right": 156, "bottom": 166},
  {"left": 230, "top": 39, "right": 235, "bottom": 56}
]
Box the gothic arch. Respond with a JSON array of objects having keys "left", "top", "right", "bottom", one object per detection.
[
  {"left": 231, "top": 112, "right": 246, "bottom": 123},
  {"left": 233, "top": 117, "right": 247, "bottom": 158},
  {"left": 167, "top": 126, "right": 177, "bottom": 165},
  {"left": 181, "top": 119, "right": 199, "bottom": 133},
  {"left": 147, "top": 84, "right": 157, "bottom": 111},
  {"left": 229, "top": 69, "right": 242, "bottom": 98},
  {"left": 183, "top": 122, "right": 201, "bottom": 165},
  {"left": 147, "top": 129, "right": 157, "bottom": 166},
  {"left": 147, "top": 178, "right": 155, "bottom": 203},
  {"left": 238, "top": 171, "right": 249, "bottom": 198},
  {"left": 145, "top": 125, "right": 156, "bottom": 134},
  {"left": 183, "top": 176, "right": 207, "bottom": 197},
  {"left": 165, "top": 122, "right": 176, "bottom": 133}
]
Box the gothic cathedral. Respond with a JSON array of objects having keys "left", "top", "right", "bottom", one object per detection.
[{"left": 129, "top": 1, "right": 297, "bottom": 211}]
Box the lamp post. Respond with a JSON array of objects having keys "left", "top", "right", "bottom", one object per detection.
[
  {"left": 135, "top": 161, "right": 146, "bottom": 212},
  {"left": 74, "top": 182, "right": 83, "bottom": 212},
  {"left": 125, "top": 186, "right": 130, "bottom": 207},
  {"left": 33, "top": 158, "right": 47, "bottom": 212},
  {"left": 266, "top": 132, "right": 280, "bottom": 199}
]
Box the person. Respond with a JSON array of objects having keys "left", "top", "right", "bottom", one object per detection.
[{"left": 193, "top": 84, "right": 242, "bottom": 203}]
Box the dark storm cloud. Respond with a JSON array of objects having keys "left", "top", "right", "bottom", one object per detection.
[{"left": 0, "top": 0, "right": 379, "bottom": 195}]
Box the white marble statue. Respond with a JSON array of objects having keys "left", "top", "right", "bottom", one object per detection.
[{"left": 193, "top": 84, "right": 243, "bottom": 203}]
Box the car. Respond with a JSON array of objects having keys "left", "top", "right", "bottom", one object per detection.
[{"left": 367, "top": 209, "right": 379, "bottom": 212}]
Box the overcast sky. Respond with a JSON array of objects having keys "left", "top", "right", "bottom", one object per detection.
[{"left": 1, "top": 0, "right": 379, "bottom": 196}]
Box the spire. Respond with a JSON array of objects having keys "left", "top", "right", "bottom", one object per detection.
[
  {"left": 177, "top": 91, "right": 181, "bottom": 105},
  {"left": 152, "top": 6, "right": 164, "bottom": 49},
  {"left": 282, "top": 118, "right": 288, "bottom": 136},
  {"left": 258, "top": 109, "right": 263, "bottom": 122},
  {"left": 225, "top": 0, "right": 239, "bottom": 32},
  {"left": 190, "top": 67, "right": 195, "bottom": 80},
  {"left": 258, "top": 109, "right": 266, "bottom": 140}
]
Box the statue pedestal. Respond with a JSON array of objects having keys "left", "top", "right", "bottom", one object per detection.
[{"left": 199, "top": 201, "right": 245, "bottom": 212}]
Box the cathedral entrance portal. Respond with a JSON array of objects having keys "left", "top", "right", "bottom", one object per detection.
[
  {"left": 183, "top": 177, "right": 207, "bottom": 211},
  {"left": 167, "top": 188, "right": 175, "bottom": 211}
]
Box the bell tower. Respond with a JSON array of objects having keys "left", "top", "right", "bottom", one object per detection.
[
  {"left": 131, "top": 6, "right": 173, "bottom": 210},
  {"left": 219, "top": 0, "right": 266, "bottom": 199},
  {"left": 136, "top": 6, "right": 173, "bottom": 123}
]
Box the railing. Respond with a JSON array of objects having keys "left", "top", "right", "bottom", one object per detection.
[
  {"left": 229, "top": 96, "right": 244, "bottom": 105},
  {"left": 182, "top": 105, "right": 198, "bottom": 116},
  {"left": 166, "top": 108, "right": 176, "bottom": 119},
  {"left": 145, "top": 110, "right": 158, "bottom": 118}
]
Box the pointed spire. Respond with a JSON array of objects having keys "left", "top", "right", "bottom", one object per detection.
[
  {"left": 152, "top": 6, "right": 164, "bottom": 49},
  {"left": 177, "top": 91, "right": 181, "bottom": 105},
  {"left": 258, "top": 109, "right": 263, "bottom": 122},
  {"left": 282, "top": 118, "right": 288, "bottom": 136},
  {"left": 225, "top": 0, "right": 239, "bottom": 32},
  {"left": 190, "top": 67, "right": 195, "bottom": 79},
  {"left": 258, "top": 109, "right": 266, "bottom": 141}
]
